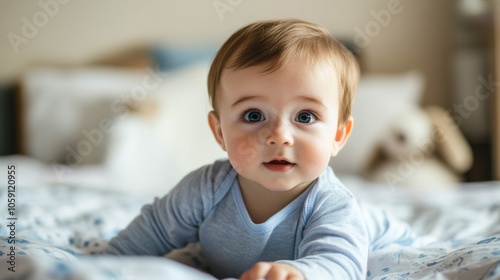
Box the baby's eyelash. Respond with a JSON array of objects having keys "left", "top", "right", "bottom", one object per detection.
[
  {"left": 237, "top": 108, "right": 320, "bottom": 122},
  {"left": 301, "top": 110, "right": 320, "bottom": 121},
  {"left": 239, "top": 108, "right": 260, "bottom": 119},
  {"left": 239, "top": 108, "right": 266, "bottom": 123}
]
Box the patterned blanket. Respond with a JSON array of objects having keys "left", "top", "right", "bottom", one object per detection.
[{"left": 1, "top": 177, "right": 499, "bottom": 279}]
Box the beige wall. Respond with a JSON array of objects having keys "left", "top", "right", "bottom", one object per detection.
[{"left": 0, "top": 0, "right": 454, "bottom": 106}]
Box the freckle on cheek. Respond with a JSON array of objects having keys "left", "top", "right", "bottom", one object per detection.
[
  {"left": 229, "top": 139, "right": 258, "bottom": 170},
  {"left": 232, "top": 148, "right": 255, "bottom": 164}
]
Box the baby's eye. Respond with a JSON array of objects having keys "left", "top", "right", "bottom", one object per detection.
[
  {"left": 242, "top": 110, "right": 265, "bottom": 122},
  {"left": 295, "top": 111, "right": 317, "bottom": 124}
]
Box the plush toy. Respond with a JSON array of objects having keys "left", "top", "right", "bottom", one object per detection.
[{"left": 364, "top": 104, "right": 473, "bottom": 190}]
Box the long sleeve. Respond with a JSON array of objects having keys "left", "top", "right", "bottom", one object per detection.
[
  {"left": 103, "top": 163, "right": 222, "bottom": 256},
  {"left": 278, "top": 186, "right": 369, "bottom": 279}
]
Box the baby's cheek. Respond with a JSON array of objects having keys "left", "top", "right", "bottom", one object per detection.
[
  {"left": 227, "top": 136, "right": 261, "bottom": 172},
  {"left": 301, "top": 141, "right": 332, "bottom": 169}
]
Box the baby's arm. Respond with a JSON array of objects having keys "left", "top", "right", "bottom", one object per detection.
[
  {"left": 273, "top": 191, "right": 368, "bottom": 279},
  {"left": 104, "top": 168, "right": 208, "bottom": 256}
]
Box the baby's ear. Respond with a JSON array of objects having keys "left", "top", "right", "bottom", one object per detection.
[
  {"left": 208, "top": 111, "right": 227, "bottom": 151},
  {"left": 331, "top": 117, "right": 353, "bottom": 157}
]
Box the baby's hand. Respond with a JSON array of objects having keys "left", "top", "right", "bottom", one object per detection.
[{"left": 240, "top": 262, "right": 305, "bottom": 280}]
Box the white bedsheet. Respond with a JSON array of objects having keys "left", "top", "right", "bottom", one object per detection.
[{"left": 343, "top": 175, "right": 500, "bottom": 279}]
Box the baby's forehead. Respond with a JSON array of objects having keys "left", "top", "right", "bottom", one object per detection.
[
  {"left": 219, "top": 60, "right": 339, "bottom": 104},
  {"left": 222, "top": 57, "right": 338, "bottom": 81}
]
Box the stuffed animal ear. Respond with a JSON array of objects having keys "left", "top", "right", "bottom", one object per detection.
[{"left": 425, "top": 106, "right": 473, "bottom": 173}]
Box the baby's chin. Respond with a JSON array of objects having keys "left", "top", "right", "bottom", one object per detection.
[{"left": 257, "top": 177, "right": 316, "bottom": 193}]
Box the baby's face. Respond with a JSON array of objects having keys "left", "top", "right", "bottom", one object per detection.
[{"left": 209, "top": 58, "right": 351, "bottom": 192}]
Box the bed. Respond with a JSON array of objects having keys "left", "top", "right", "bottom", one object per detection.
[
  {"left": 1, "top": 155, "right": 499, "bottom": 280},
  {"left": 1, "top": 58, "right": 499, "bottom": 279}
]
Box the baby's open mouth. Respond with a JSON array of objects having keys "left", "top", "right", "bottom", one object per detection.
[
  {"left": 269, "top": 160, "right": 291, "bottom": 164},
  {"left": 263, "top": 160, "right": 296, "bottom": 172}
]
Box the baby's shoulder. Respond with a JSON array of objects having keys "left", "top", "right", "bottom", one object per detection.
[
  {"left": 300, "top": 168, "right": 358, "bottom": 219},
  {"left": 311, "top": 168, "right": 356, "bottom": 202},
  {"left": 176, "top": 159, "right": 235, "bottom": 197}
]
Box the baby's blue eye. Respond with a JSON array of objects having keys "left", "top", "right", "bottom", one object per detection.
[
  {"left": 243, "top": 110, "right": 264, "bottom": 122},
  {"left": 295, "top": 111, "right": 317, "bottom": 123}
]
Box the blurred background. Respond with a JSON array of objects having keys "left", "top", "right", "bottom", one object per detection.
[{"left": 0, "top": 0, "right": 498, "bottom": 193}]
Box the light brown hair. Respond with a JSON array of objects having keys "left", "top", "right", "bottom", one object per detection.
[{"left": 207, "top": 19, "right": 359, "bottom": 126}]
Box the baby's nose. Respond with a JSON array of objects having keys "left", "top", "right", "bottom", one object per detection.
[{"left": 266, "top": 121, "right": 293, "bottom": 146}]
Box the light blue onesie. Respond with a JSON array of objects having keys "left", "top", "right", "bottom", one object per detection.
[{"left": 104, "top": 160, "right": 413, "bottom": 279}]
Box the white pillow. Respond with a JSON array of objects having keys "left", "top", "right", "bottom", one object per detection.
[
  {"left": 105, "top": 62, "right": 227, "bottom": 196},
  {"left": 21, "top": 64, "right": 225, "bottom": 196},
  {"left": 22, "top": 67, "right": 147, "bottom": 165},
  {"left": 329, "top": 72, "right": 424, "bottom": 175}
]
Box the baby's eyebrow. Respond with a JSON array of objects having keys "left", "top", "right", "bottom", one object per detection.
[
  {"left": 231, "top": 96, "right": 261, "bottom": 108},
  {"left": 230, "top": 95, "right": 328, "bottom": 109},
  {"left": 297, "top": 96, "right": 328, "bottom": 110}
]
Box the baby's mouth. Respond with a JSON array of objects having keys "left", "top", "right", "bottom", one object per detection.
[
  {"left": 268, "top": 160, "right": 292, "bottom": 165},
  {"left": 263, "top": 160, "right": 296, "bottom": 172}
]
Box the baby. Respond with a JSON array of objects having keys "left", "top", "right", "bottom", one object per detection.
[{"left": 105, "top": 19, "right": 411, "bottom": 279}]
